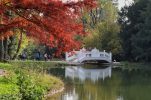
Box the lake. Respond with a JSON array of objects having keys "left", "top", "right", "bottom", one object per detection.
[{"left": 47, "top": 65, "right": 151, "bottom": 100}]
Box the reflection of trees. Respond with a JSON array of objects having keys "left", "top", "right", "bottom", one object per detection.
[
  {"left": 47, "top": 68, "right": 65, "bottom": 78},
  {"left": 120, "top": 69, "right": 151, "bottom": 100}
]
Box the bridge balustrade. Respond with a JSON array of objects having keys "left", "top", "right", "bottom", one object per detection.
[{"left": 66, "top": 48, "right": 112, "bottom": 63}]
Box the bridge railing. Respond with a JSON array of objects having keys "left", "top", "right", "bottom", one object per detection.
[
  {"left": 77, "top": 49, "right": 112, "bottom": 61},
  {"left": 66, "top": 48, "right": 112, "bottom": 63},
  {"left": 65, "top": 51, "right": 78, "bottom": 62}
]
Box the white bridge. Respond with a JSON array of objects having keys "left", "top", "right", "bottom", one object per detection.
[{"left": 66, "top": 48, "right": 112, "bottom": 64}]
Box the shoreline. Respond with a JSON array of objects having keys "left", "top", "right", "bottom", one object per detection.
[{"left": 45, "top": 86, "right": 64, "bottom": 98}]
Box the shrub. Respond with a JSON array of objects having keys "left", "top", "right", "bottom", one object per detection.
[
  {"left": 16, "top": 70, "right": 45, "bottom": 100},
  {"left": 0, "top": 62, "right": 64, "bottom": 100},
  {"left": 0, "top": 84, "right": 21, "bottom": 100}
]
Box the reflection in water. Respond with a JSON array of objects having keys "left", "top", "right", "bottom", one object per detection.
[
  {"left": 62, "top": 66, "right": 121, "bottom": 100},
  {"left": 65, "top": 66, "right": 111, "bottom": 82},
  {"left": 47, "top": 66, "right": 151, "bottom": 100},
  {"left": 62, "top": 88, "right": 78, "bottom": 100},
  {"left": 61, "top": 66, "right": 112, "bottom": 100}
]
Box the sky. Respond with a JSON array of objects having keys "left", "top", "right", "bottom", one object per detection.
[{"left": 118, "top": 0, "right": 134, "bottom": 9}]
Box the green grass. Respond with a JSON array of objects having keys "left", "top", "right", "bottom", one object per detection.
[
  {"left": 116, "top": 61, "right": 151, "bottom": 70},
  {"left": 0, "top": 62, "right": 64, "bottom": 100},
  {"left": 9, "top": 60, "right": 67, "bottom": 69},
  {"left": 0, "top": 63, "right": 13, "bottom": 70}
]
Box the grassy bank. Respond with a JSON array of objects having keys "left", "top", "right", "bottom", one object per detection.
[
  {"left": 113, "top": 62, "right": 151, "bottom": 70},
  {"left": 9, "top": 60, "right": 67, "bottom": 69},
  {"left": 0, "top": 62, "right": 64, "bottom": 100}
]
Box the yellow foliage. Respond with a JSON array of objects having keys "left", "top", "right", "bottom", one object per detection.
[{"left": 15, "top": 29, "right": 31, "bottom": 54}]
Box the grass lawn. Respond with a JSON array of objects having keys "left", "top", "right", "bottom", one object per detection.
[{"left": 9, "top": 60, "right": 68, "bottom": 68}]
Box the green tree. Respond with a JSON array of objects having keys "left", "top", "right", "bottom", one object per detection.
[
  {"left": 119, "top": 0, "right": 151, "bottom": 62},
  {"left": 83, "top": 0, "right": 122, "bottom": 60}
]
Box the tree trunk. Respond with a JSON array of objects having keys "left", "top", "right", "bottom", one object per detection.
[
  {"left": 12, "top": 30, "right": 23, "bottom": 60},
  {"left": 0, "top": 38, "right": 4, "bottom": 61},
  {"left": 4, "top": 37, "right": 8, "bottom": 60},
  {"left": 0, "top": 13, "right": 4, "bottom": 61}
]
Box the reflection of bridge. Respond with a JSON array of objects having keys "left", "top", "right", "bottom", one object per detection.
[
  {"left": 65, "top": 66, "right": 112, "bottom": 82},
  {"left": 66, "top": 48, "right": 112, "bottom": 64}
]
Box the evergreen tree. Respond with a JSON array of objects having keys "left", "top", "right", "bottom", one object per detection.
[{"left": 119, "top": 0, "right": 151, "bottom": 62}]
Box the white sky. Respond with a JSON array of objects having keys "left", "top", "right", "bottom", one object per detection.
[{"left": 118, "top": 0, "right": 134, "bottom": 9}]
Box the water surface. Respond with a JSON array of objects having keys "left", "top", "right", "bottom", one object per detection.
[{"left": 47, "top": 65, "right": 151, "bottom": 100}]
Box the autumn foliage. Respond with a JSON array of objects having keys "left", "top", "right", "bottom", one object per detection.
[{"left": 0, "top": 0, "right": 96, "bottom": 55}]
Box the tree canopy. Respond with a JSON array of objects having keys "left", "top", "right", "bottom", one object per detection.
[{"left": 0, "top": 0, "right": 96, "bottom": 56}]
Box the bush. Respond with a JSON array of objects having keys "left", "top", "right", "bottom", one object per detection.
[
  {"left": 0, "top": 83, "right": 21, "bottom": 100},
  {"left": 16, "top": 70, "right": 45, "bottom": 100},
  {"left": 0, "top": 62, "right": 64, "bottom": 100},
  {"left": 0, "top": 94, "right": 21, "bottom": 100}
]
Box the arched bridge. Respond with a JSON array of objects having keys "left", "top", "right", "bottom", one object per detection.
[{"left": 66, "top": 48, "right": 112, "bottom": 64}]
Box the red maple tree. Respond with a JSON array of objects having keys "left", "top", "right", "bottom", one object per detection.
[{"left": 0, "top": 0, "right": 96, "bottom": 56}]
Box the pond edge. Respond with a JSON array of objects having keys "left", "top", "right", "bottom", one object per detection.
[{"left": 45, "top": 86, "right": 64, "bottom": 98}]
